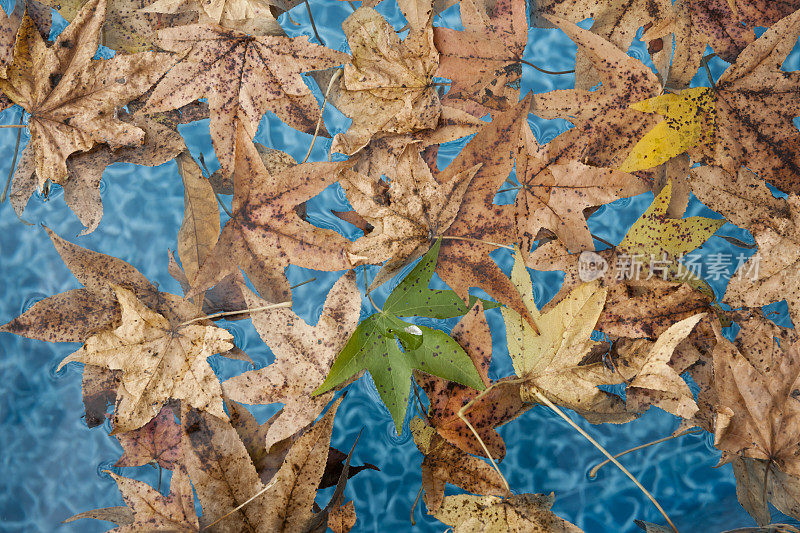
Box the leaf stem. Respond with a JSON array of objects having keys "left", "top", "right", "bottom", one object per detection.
[
  {"left": 290, "top": 277, "right": 316, "bottom": 290},
  {"left": 301, "top": 69, "right": 341, "bottom": 165},
  {"left": 519, "top": 58, "right": 575, "bottom": 75},
  {"left": 179, "top": 302, "right": 292, "bottom": 326},
  {"left": 437, "top": 235, "right": 515, "bottom": 251},
  {"left": 1, "top": 108, "right": 24, "bottom": 203},
  {"left": 304, "top": 0, "right": 325, "bottom": 46},
  {"left": 0, "top": 124, "right": 26, "bottom": 128},
  {"left": 200, "top": 477, "right": 278, "bottom": 531},
  {"left": 591, "top": 233, "right": 616, "bottom": 249},
  {"left": 588, "top": 428, "right": 702, "bottom": 478},
  {"left": 529, "top": 387, "right": 679, "bottom": 533}
]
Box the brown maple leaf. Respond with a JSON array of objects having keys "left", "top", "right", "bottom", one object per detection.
[
  {"left": 40, "top": 0, "right": 197, "bottom": 53},
  {"left": 713, "top": 323, "right": 800, "bottom": 479},
  {"left": 327, "top": 501, "right": 356, "bottom": 533},
  {"left": 9, "top": 113, "right": 185, "bottom": 234},
  {"left": 189, "top": 124, "right": 356, "bottom": 302},
  {"left": 341, "top": 145, "right": 479, "bottom": 289},
  {"left": 0, "top": 0, "right": 172, "bottom": 184},
  {"left": 514, "top": 124, "right": 651, "bottom": 252},
  {"left": 67, "top": 465, "right": 199, "bottom": 531},
  {"left": 531, "top": 15, "right": 662, "bottom": 169},
  {"left": 182, "top": 397, "right": 342, "bottom": 531},
  {"left": 414, "top": 303, "right": 528, "bottom": 460},
  {"left": 432, "top": 95, "right": 539, "bottom": 327},
  {"left": 329, "top": 0, "right": 441, "bottom": 156},
  {"left": 222, "top": 271, "right": 360, "bottom": 449},
  {"left": 115, "top": 404, "right": 182, "bottom": 469},
  {"left": 534, "top": 0, "right": 671, "bottom": 89},
  {"left": 138, "top": 23, "right": 348, "bottom": 175},
  {"left": 141, "top": 0, "right": 294, "bottom": 35},
  {"left": 433, "top": 0, "right": 527, "bottom": 116},
  {"left": 410, "top": 417, "right": 507, "bottom": 514},
  {"left": 732, "top": 456, "right": 800, "bottom": 527},
  {"left": 645, "top": 0, "right": 800, "bottom": 88},
  {"left": 58, "top": 284, "right": 234, "bottom": 432},
  {"left": 680, "top": 9, "right": 800, "bottom": 193}
]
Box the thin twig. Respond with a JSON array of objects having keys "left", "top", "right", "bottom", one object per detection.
[
  {"left": 290, "top": 277, "right": 316, "bottom": 290},
  {"left": 591, "top": 233, "right": 616, "bottom": 249},
  {"left": 519, "top": 58, "right": 575, "bottom": 75},
  {"left": 301, "top": 69, "right": 342, "bottom": 164},
  {"left": 529, "top": 388, "right": 678, "bottom": 533},
  {"left": 410, "top": 486, "right": 423, "bottom": 525},
  {"left": 1, "top": 108, "right": 24, "bottom": 203},
  {"left": 180, "top": 302, "right": 292, "bottom": 326},
  {"left": 588, "top": 429, "right": 702, "bottom": 478},
  {"left": 438, "top": 235, "right": 515, "bottom": 251},
  {"left": 200, "top": 478, "right": 278, "bottom": 531},
  {"left": 0, "top": 124, "right": 26, "bottom": 128},
  {"left": 304, "top": 0, "right": 324, "bottom": 46},
  {"left": 362, "top": 265, "right": 381, "bottom": 313},
  {"left": 198, "top": 153, "right": 233, "bottom": 218}
]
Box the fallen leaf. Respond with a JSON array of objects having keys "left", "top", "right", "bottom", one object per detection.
[
  {"left": 222, "top": 270, "right": 361, "bottom": 449},
  {"left": 410, "top": 417, "right": 507, "bottom": 513},
  {"left": 432, "top": 493, "right": 583, "bottom": 532},
  {"left": 0, "top": 0, "right": 172, "bottom": 184},
  {"left": 139, "top": 23, "right": 348, "bottom": 175},
  {"left": 115, "top": 404, "right": 182, "bottom": 469}
]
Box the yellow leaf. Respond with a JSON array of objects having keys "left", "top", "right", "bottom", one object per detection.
[{"left": 619, "top": 87, "right": 715, "bottom": 172}]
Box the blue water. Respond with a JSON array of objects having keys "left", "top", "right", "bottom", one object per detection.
[{"left": 0, "top": 1, "right": 798, "bottom": 532}]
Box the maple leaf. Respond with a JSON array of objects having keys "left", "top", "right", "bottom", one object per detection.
[
  {"left": 622, "top": 313, "right": 705, "bottom": 419},
  {"left": 410, "top": 417, "right": 507, "bottom": 514},
  {"left": 40, "top": 0, "right": 197, "bottom": 53},
  {"left": 645, "top": 0, "right": 800, "bottom": 88},
  {"left": 515, "top": 123, "right": 651, "bottom": 252},
  {"left": 58, "top": 285, "right": 234, "bottom": 432},
  {"left": 67, "top": 465, "right": 199, "bottom": 531},
  {"left": 222, "top": 271, "right": 361, "bottom": 449},
  {"left": 534, "top": 0, "right": 671, "bottom": 88},
  {"left": 530, "top": 15, "right": 662, "bottom": 168},
  {"left": 432, "top": 0, "right": 527, "bottom": 115},
  {"left": 646, "top": 10, "right": 800, "bottom": 192},
  {"left": 189, "top": 124, "right": 356, "bottom": 302},
  {"left": 431, "top": 96, "right": 540, "bottom": 327},
  {"left": 138, "top": 23, "right": 348, "bottom": 175},
  {"left": 182, "top": 397, "right": 342, "bottom": 531},
  {"left": 502, "top": 251, "right": 635, "bottom": 423},
  {"left": 114, "top": 404, "right": 181, "bottom": 469},
  {"left": 414, "top": 302, "right": 529, "bottom": 460},
  {"left": 315, "top": 240, "right": 486, "bottom": 434},
  {"left": 0, "top": 0, "right": 173, "bottom": 184},
  {"left": 732, "top": 456, "right": 800, "bottom": 527},
  {"left": 140, "top": 0, "right": 286, "bottom": 31},
  {"left": 713, "top": 324, "right": 800, "bottom": 479},
  {"left": 432, "top": 493, "right": 582, "bottom": 532},
  {"left": 9, "top": 113, "right": 185, "bottom": 234},
  {"left": 82, "top": 364, "right": 122, "bottom": 427},
  {"left": 329, "top": 0, "right": 440, "bottom": 155},
  {"left": 327, "top": 501, "right": 356, "bottom": 533},
  {"left": 341, "top": 145, "right": 480, "bottom": 289}
]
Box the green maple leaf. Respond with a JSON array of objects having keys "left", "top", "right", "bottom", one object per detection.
[{"left": 313, "top": 239, "right": 487, "bottom": 434}]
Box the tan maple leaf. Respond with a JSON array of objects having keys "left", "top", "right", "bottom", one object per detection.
[
  {"left": 67, "top": 465, "right": 199, "bottom": 531},
  {"left": 645, "top": 0, "right": 800, "bottom": 88},
  {"left": 535, "top": 0, "right": 671, "bottom": 89},
  {"left": 58, "top": 285, "right": 234, "bottom": 433},
  {"left": 189, "top": 124, "right": 356, "bottom": 302},
  {"left": 0, "top": 0, "right": 172, "bottom": 184},
  {"left": 139, "top": 23, "right": 348, "bottom": 175},
  {"left": 341, "top": 145, "right": 480, "bottom": 289},
  {"left": 182, "top": 397, "right": 342, "bottom": 531},
  {"left": 330, "top": 0, "right": 441, "bottom": 155},
  {"left": 9, "top": 114, "right": 185, "bottom": 234},
  {"left": 433, "top": 0, "right": 528, "bottom": 116},
  {"left": 410, "top": 417, "right": 507, "bottom": 514},
  {"left": 433, "top": 493, "right": 582, "bottom": 532},
  {"left": 222, "top": 271, "right": 361, "bottom": 449}
]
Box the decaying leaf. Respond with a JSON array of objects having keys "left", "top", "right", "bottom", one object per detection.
[
  {"left": 432, "top": 493, "right": 582, "bottom": 532},
  {"left": 115, "top": 404, "right": 182, "bottom": 469}
]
